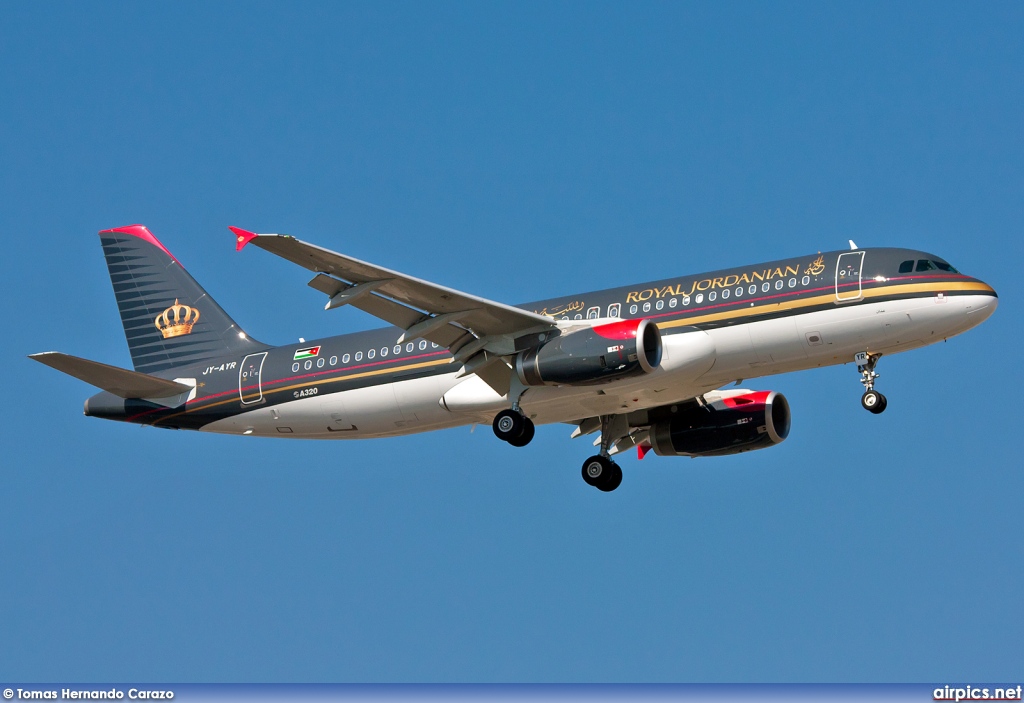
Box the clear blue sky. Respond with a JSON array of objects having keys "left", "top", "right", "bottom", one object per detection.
[{"left": 1, "top": 1, "right": 1021, "bottom": 683}]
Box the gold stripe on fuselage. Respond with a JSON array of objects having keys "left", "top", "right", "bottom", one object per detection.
[
  {"left": 157, "top": 279, "right": 994, "bottom": 425},
  {"left": 156, "top": 357, "right": 453, "bottom": 424},
  {"left": 657, "top": 280, "right": 994, "bottom": 331}
]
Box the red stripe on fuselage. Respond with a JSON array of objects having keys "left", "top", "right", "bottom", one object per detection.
[{"left": 126, "top": 349, "right": 451, "bottom": 422}]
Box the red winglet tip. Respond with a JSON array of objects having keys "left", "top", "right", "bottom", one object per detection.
[
  {"left": 229, "top": 226, "right": 259, "bottom": 251},
  {"left": 99, "top": 224, "right": 179, "bottom": 264}
]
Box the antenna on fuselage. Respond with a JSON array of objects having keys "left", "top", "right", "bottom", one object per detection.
[{"left": 849, "top": 240, "right": 859, "bottom": 250}]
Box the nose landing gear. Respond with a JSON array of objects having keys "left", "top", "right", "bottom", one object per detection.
[{"left": 856, "top": 352, "right": 887, "bottom": 414}]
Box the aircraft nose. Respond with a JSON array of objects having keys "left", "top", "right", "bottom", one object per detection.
[{"left": 966, "top": 281, "right": 998, "bottom": 322}]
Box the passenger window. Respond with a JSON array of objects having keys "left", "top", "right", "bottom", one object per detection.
[
  {"left": 629, "top": 304, "right": 638, "bottom": 315},
  {"left": 587, "top": 306, "right": 600, "bottom": 319},
  {"left": 342, "top": 353, "right": 351, "bottom": 363},
  {"left": 367, "top": 349, "right": 375, "bottom": 359},
  {"left": 669, "top": 298, "right": 678, "bottom": 308},
  {"left": 775, "top": 280, "right": 784, "bottom": 290},
  {"left": 355, "top": 352, "right": 363, "bottom": 361},
  {"left": 574, "top": 314, "right": 582, "bottom": 320},
  {"left": 656, "top": 299, "right": 664, "bottom": 310},
  {"left": 394, "top": 345, "right": 401, "bottom": 354},
  {"left": 381, "top": 347, "right": 388, "bottom": 357},
  {"left": 419, "top": 341, "right": 428, "bottom": 350},
  {"left": 749, "top": 285, "right": 757, "bottom": 295},
  {"left": 642, "top": 302, "right": 651, "bottom": 312},
  {"left": 899, "top": 260, "right": 914, "bottom": 273},
  {"left": 607, "top": 303, "right": 621, "bottom": 318},
  {"left": 330, "top": 356, "right": 337, "bottom": 365},
  {"left": 317, "top": 358, "right": 325, "bottom": 368},
  {"left": 406, "top": 342, "right": 414, "bottom": 352},
  {"left": 721, "top": 289, "right": 730, "bottom": 299},
  {"left": 695, "top": 294, "right": 703, "bottom": 304},
  {"left": 916, "top": 259, "right": 937, "bottom": 272},
  {"left": 292, "top": 362, "right": 300, "bottom": 373},
  {"left": 708, "top": 291, "right": 716, "bottom": 301}
]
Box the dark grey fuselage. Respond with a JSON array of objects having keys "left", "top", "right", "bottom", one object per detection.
[{"left": 83, "top": 246, "right": 997, "bottom": 439}]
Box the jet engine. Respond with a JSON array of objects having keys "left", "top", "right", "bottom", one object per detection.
[
  {"left": 648, "top": 390, "right": 791, "bottom": 457},
  {"left": 515, "top": 318, "right": 662, "bottom": 386}
]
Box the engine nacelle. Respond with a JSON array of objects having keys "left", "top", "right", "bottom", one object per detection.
[
  {"left": 648, "top": 390, "right": 791, "bottom": 457},
  {"left": 515, "top": 318, "right": 662, "bottom": 386}
]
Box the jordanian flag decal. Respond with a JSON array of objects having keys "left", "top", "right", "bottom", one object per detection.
[{"left": 293, "top": 345, "right": 321, "bottom": 360}]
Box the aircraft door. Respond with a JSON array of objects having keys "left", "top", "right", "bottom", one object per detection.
[
  {"left": 835, "top": 251, "right": 865, "bottom": 302},
  {"left": 239, "top": 352, "right": 268, "bottom": 405}
]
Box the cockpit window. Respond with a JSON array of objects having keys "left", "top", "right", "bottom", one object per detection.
[
  {"left": 915, "top": 259, "right": 959, "bottom": 273},
  {"left": 898, "top": 260, "right": 913, "bottom": 273}
]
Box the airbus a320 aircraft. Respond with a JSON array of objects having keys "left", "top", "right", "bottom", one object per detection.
[{"left": 32, "top": 225, "right": 997, "bottom": 492}]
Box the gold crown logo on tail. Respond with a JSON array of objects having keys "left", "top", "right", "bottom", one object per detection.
[{"left": 155, "top": 299, "right": 200, "bottom": 338}]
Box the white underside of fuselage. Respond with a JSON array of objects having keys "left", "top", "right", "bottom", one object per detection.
[{"left": 200, "top": 293, "right": 997, "bottom": 440}]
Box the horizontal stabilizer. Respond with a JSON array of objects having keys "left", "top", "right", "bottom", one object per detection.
[{"left": 29, "top": 352, "right": 193, "bottom": 399}]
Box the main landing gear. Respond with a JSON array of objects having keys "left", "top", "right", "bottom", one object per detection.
[
  {"left": 581, "top": 415, "right": 623, "bottom": 492},
  {"left": 492, "top": 408, "right": 535, "bottom": 447},
  {"left": 581, "top": 455, "right": 622, "bottom": 492},
  {"left": 856, "top": 352, "right": 888, "bottom": 414},
  {"left": 492, "top": 408, "right": 623, "bottom": 492}
]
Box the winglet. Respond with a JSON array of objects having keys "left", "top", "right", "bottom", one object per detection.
[
  {"left": 229, "top": 226, "right": 259, "bottom": 251},
  {"left": 637, "top": 442, "right": 652, "bottom": 460}
]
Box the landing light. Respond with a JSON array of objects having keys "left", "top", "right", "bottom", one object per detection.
[{"left": 874, "top": 276, "right": 887, "bottom": 282}]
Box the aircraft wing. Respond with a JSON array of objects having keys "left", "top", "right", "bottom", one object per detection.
[{"left": 231, "top": 227, "right": 556, "bottom": 354}]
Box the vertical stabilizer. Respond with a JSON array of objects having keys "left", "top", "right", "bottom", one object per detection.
[{"left": 99, "top": 225, "right": 267, "bottom": 375}]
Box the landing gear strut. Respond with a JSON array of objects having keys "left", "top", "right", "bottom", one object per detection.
[
  {"left": 581, "top": 415, "right": 623, "bottom": 492},
  {"left": 492, "top": 408, "right": 535, "bottom": 446},
  {"left": 856, "top": 352, "right": 887, "bottom": 414}
]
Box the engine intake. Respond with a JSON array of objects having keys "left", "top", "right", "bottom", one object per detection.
[
  {"left": 648, "top": 390, "right": 791, "bottom": 457},
  {"left": 516, "top": 318, "right": 662, "bottom": 386}
]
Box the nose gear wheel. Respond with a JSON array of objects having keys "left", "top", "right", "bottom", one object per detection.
[{"left": 861, "top": 389, "right": 887, "bottom": 414}]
